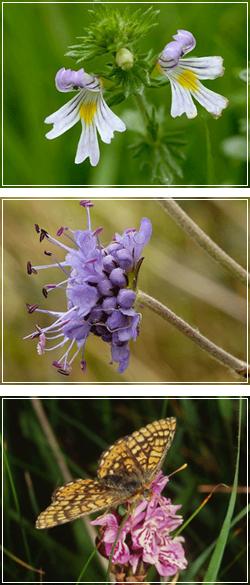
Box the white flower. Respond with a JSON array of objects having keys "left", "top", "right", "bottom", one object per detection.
[
  {"left": 45, "top": 68, "right": 126, "bottom": 166},
  {"left": 158, "top": 30, "right": 228, "bottom": 119}
]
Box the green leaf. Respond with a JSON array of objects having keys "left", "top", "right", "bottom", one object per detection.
[{"left": 203, "top": 399, "right": 243, "bottom": 582}]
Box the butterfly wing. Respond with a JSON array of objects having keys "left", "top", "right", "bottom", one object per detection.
[
  {"left": 97, "top": 417, "right": 176, "bottom": 482},
  {"left": 36, "top": 478, "right": 122, "bottom": 529}
]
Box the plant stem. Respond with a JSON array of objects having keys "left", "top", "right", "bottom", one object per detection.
[
  {"left": 134, "top": 94, "right": 149, "bottom": 126},
  {"left": 137, "top": 291, "right": 248, "bottom": 379},
  {"left": 204, "top": 118, "right": 215, "bottom": 184},
  {"left": 160, "top": 198, "right": 248, "bottom": 284}
]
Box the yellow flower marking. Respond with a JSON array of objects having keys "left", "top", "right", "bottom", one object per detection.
[
  {"left": 176, "top": 69, "right": 198, "bottom": 91},
  {"left": 80, "top": 101, "right": 97, "bottom": 125}
]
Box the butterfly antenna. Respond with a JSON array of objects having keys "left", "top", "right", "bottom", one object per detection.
[{"left": 168, "top": 462, "right": 188, "bottom": 478}]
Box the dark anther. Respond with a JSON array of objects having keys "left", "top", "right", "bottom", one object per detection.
[
  {"left": 26, "top": 303, "right": 39, "bottom": 313},
  {"left": 39, "top": 228, "right": 48, "bottom": 242},
  {"left": 42, "top": 287, "right": 48, "bottom": 298},
  {"left": 44, "top": 250, "right": 52, "bottom": 256},
  {"left": 27, "top": 261, "right": 37, "bottom": 275},
  {"left": 57, "top": 368, "right": 70, "bottom": 376},
  {"left": 34, "top": 223, "right": 40, "bottom": 233}
]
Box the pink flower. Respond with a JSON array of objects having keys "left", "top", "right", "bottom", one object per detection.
[
  {"left": 91, "top": 472, "right": 187, "bottom": 579},
  {"left": 155, "top": 537, "right": 188, "bottom": 577}
]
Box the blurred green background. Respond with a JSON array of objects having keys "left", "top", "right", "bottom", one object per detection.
[
  {"left": 3, "top": 2, "right": 247, "bottom": 186},
  {"left": 2, "top": 198, "right": 247, "bottom": 382},
  {"left": 3, "top": 397, "right": 247, "bottom": 582}
]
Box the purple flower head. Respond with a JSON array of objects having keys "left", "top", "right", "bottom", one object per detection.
[
  {"left": 24, "top": 202, "right": 152, "bottom": 376},
  {"left": 91, "top": 471, "right": 187, "bottom": 580}
]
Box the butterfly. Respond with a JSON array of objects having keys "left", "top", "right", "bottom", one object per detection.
[{"left": 36, "top": 417, "right": 176, "bottom": 529}]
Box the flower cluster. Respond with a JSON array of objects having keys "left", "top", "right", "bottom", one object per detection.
[
  {"left": 92, "top": 472, "right": 187, "bottom": 580},
  {"left": 45, "top": 22, "right": 228, "bottom": 170},
  {"left": 24, "top": 201, "right": 152, "bottom": 376},
  {"left": 158, "top": 29, "right": 228, "bottom": 119}
]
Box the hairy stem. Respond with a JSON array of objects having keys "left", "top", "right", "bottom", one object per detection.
[
  {"left": 160, "top": 198, "right": 248, "bottom": 284},
  {"left": 137, "top": 291, "right": 248, "bottom": 379}
]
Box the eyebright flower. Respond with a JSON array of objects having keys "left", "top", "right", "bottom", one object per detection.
[
  {"left": 24, "top": 201, "right": 152, "bottom": 376},
  {"left": 45, "top": 68, "right": 126, "bottom": 166},
  {"left": 92, "top": 472, "right": 187, "bottom": 580},
  {"left": 158, "top": 29, "right": 228, "bottom": 119}
]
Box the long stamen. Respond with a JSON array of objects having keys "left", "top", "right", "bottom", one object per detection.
[
  {"left": 44, "top": 338, "right": 69, "bottom": 352},
  {"left": 32, "top": 261, "right": 69, "bottom": 271}
]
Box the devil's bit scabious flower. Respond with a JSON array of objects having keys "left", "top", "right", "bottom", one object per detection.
[
  {"left": 92, "top": 472, "right": 187, "bottom": 580},
  {"left": 24, "top": 201, "right": 152, "bottom": 376},
  {"left": 158, "top": 29, "right": 228, "bottom": 119},
  {"left": 45, "top": 68, "right": 126, "bottom": 166}
]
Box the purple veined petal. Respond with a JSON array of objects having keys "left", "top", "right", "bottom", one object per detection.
[
  {"left": 45, "top": 90, "right": 84, "bottom": 126},
  {"left": 159, "top": 41, "right": 183, "bottom": 69},
  {"left": 178, "top": 56, "right": 224, "bottom": 80},
  {"left": 95, "top": 96, "right": 126, "bottom": 144}
]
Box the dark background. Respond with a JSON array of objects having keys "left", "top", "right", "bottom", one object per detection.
[{"left": 3, "top": 397, "right": 247, "bottom": 582}]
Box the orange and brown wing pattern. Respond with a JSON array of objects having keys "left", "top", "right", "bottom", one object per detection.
[
  {"left": 36, "top": 478, "right": 122, "bottom": 529},
  {"left": 97, "top": 418, "right": 176, "bottom": 482}
]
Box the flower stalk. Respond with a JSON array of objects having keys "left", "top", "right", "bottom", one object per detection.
[
  {"left": 160, "top": 199, "right": 248, "bottom": 284},
  {"left": 137, "top": 291, "right": 248, "bottom": 379}
]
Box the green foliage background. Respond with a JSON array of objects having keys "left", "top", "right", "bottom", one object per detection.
[
  {"left": 2, "top": 198, "right": 247, "bottom": 383},
  {"left": 3, "top": 397, "right": 247, "bottom": 582},
  {"left": 3, "top": 1, "right": 247, "bottom": 186}
]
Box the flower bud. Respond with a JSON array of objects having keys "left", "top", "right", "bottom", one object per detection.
[
  {"left": 116, "top": 249, "right": 133, "bottom": 271},
  {"left": 117, "top": 289, "right": 136, "bottom": 309},
  {"left": 103, "top": 254, "right": 116, "bottom": 273},
  {"left": 116, "top": 48, "right": 134, "bottom": 71},
  {"left": 109, "top": 268, "right": 127, "bottom": 288}
]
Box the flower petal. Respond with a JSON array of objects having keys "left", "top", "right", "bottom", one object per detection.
[
  {"left": 75, "top": 121, "right": 100, "bottom": 166},
  {"left": 179, "top": 56, "right": 225, "bottom": 79},
  {"left": 169, "top": 79, "right": 197, "bottom": 118},
  {"left": 45, "top": 90, "right": 84, "bottom": 125},
  {"left": 95, "top": 97, "right": 126, "bottom": 144},
  {"left": 192, "top": 82, "right": 228, "bottom": 117}
]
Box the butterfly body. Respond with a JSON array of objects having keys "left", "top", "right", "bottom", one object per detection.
[{"left": 36, "top": 417, "right": 176, "bottom": 529}]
